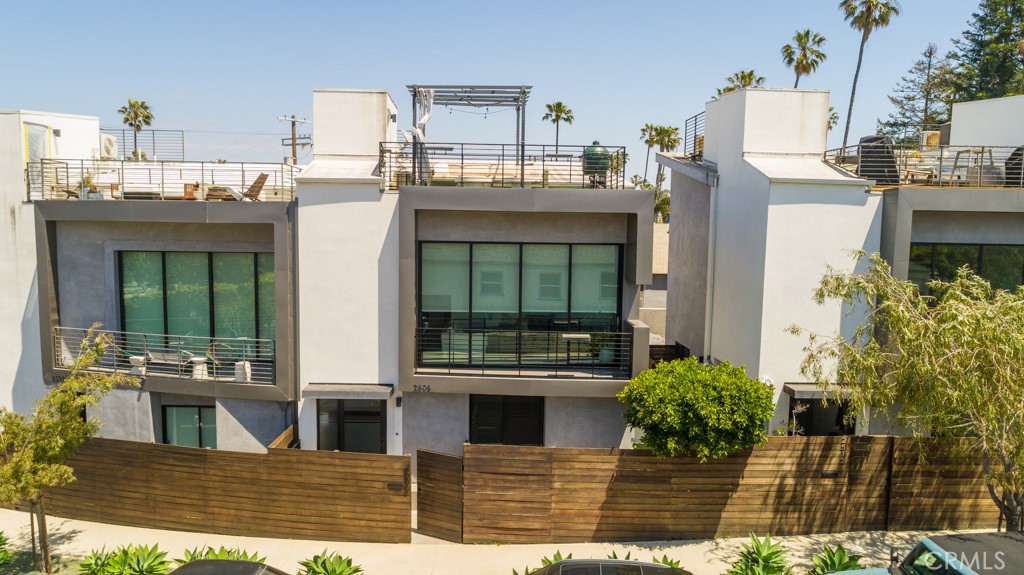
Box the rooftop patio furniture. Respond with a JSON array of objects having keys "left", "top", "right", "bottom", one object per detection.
[{"left": 206, "top": 172, "right": 268, "bottom": 201}]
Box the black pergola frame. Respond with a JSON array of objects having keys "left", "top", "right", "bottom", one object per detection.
[{"left": 408, "top": 85, "right": 532, "bottom": 187}]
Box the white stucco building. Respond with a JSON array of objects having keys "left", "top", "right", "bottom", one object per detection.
[{"left": 660, "top": 89, "right": 1024, "bottom": 436}]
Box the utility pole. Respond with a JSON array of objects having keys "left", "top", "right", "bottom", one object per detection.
[{"left": 277, "top": 115, "right": 311, "bottom": 165}]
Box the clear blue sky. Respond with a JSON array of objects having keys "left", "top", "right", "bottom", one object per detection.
[{"left": 1, "top": 0, "right": 979, "bottom": 178}]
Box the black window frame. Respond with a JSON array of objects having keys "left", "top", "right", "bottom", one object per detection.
[
  {"left": 316, "top": 398, "right": 387, "bottom": 454},
  {"left": 161, "top": 405, "right": 216, "bottom": 448},
  {"left": 469, "top": 395, "right": 544, "bottom": 446},
  {"left": 908, "top": 242, "right": 1024, "bottom": 293},
  {"left": 118, "top": 250, "right": 274, "bottom": 341},
  {"left": 416, "top": 241, "right": 624, "bottom": 332}
]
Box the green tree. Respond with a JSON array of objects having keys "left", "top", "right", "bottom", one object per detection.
[
  {"left": 877, "top": 43, "right": 953, "bottom": 142},
  {"left": 828, "top": 106, "right": 840, "bottom": 132},
  {"left": 781, "top": 28, "right": 828, "bottom": 88},
  {"left": 541, "top": 101, "right": 574, "bottom": 154},
  {"left": 617, "top": 358, "right": 775, "bottom": 461},
  {"left": 640, "top": 123, "right": 658, "bottom": 182},
  {"left": 948, "top": 0, "right": 1024, "bottom": 102},
  {"left": 653, "top": 125, "right": 680, "bottom": 193},
  {"left": 716, "top": 70, "right": 766, "bottom": 97},
  {"left": 789, "top": 252, "right": 1024, "bottom": 531},
  {"left": 838, "top": 0, "right": 902, "bottom": 150},
  {"left": 117, "top": 99, "right": 154, "bottom": 161},
  {"left": 0, "top": 327, "right": 135, "bottom": 572}
]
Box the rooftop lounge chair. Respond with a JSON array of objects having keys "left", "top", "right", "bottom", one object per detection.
[{"left": 206, "top": 173, "right": 269, "bottom": 201}]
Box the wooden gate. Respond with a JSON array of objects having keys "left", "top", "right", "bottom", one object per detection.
[{"left": 416, "top": 450, "right": 464, "bottom": 542}]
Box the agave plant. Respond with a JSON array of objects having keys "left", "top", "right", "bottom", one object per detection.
[
  {"left": 606, "top": 550, "right": 633, "bottom": 560},
  {"left": 79, "top": 548, "right": 113, "bottom": 575},
  {"left": 297, "top": 551, "right": 363, "bottom": 575},
  {"left": 513, "top": 550, "right": 574, "bottom": 575},
  {"left": 728, "top": 533, "right": 793, "bottom": 575},
  {"left": 651, "top": 554, "right": 682, "bottom": 568},
  {"left": 98, "top": 545, "right": 170, "bottom": 575},
  {"left": 176, "top": 546, "right": 265, "bottom": 566},
  {"left": 808, "top": 544, "right": 862, "bottom": 575}
]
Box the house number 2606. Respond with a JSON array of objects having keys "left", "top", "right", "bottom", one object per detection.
[{"left": 413, "top": 384, "right": 432, "bottom": 392}]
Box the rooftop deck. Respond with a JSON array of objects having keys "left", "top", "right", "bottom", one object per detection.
[
  {"left": 378, "top": 142, "right": 627, "bottom": 191},
  {"left": 824, "top": 142, "right": 1024, "bottom": 189},
  {"left": 27, "top": 159, "right": 299, "bottom": 201}
]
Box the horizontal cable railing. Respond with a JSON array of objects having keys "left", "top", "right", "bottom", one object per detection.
[
  {"left": 26, "top": 159, "right": 299, "bottom": 201},
  {"left": 683, "top": 111, "right": 705, "bottom": 158},
  {"left": 415, "top": 325, "right": 632, "bottom": 378},
  {"left": 824, "top": 142, "right": 1024, "bottom": 189},
  {"left": 100, "top": 128, "right": 185, "bottom": 162},
  {"left": 54, "top": 326, "right": 276, "bottom": 385},
  {"left": 378, "top": 142, "right": 627, "bottom": 191}
]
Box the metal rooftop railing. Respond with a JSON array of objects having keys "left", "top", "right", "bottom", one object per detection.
[
  {"left": 824, "top": 141, "right": 1024, "bottom": 189},
  {"left": 378, "top": 142, "right": 627, "bottom": 191},
  {"left": 26, "top": 159, "right": 299, "bottom": 201}
]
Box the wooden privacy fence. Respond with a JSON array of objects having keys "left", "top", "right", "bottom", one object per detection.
[
  {"left": 417, "top": 436, "right": 1000, "bottom": 544},
  {"left": 46, "top": 438, "right": 411, "bottom": 543}
]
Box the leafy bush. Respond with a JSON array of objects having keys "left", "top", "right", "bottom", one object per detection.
[
  {"left": 727, "top": 534, "right": 793, "bottom": 575},
  {"left": 512, "top": 550, "right": 572, "bottom": 575},
  {"left": 617, "top": 358, "right": 775, "bottom": 460},
  {"left": 175, "top": 546, "right": 265, "bottom": 565},
  {"left": 0, "top": 531, "right": 12, "bottom": 566},
  {"left": 297, "top": 551, "right": 362, "bottom": 575},
  {"left": 80, "top": 544, "right": 170, "bottom": 575},
  {"left": 808, "top": 544, "right": 862, "bottom": 574}
]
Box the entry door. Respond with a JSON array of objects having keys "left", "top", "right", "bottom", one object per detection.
[{"left": 317, "top": 399, "right": 386, "bottom": 453}]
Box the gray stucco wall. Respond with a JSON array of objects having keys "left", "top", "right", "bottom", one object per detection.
[
  {"left": 90, "top": 388, "right": 157, "bottom": 442},
  {"left": 215, "top": 397, "right": 288, "bottom": 452},
  {"left": 544, "top": 396, "right": 629, "bottom": 448},
  {"left": 418, "top": 211, "right": 628, "bottom": 244},
  {"left": 666, "top": 171, "right": 711, "bottom": 356},
  {"left": 911, "top": 211, "right": 1024, "bottom": 244},
  {"left": 55, "top": 221, "right": 274, "bottom": 332}
]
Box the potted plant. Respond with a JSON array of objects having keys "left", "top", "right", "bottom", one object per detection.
[
  {"left": 589, "top": 332, "right": 615, "bottom": 363},
  {"left": 77, "top": 172, "right": 104, "bottom": 200}
]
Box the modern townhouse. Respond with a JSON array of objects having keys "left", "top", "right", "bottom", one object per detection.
[
  {"left": 659, "top": 88, "right": 1024, "bottom": 436},
  {"left": 19, "top": 86, "right": 653, "bottom": 462},
  {"left": 295, "top": 87, "right": 652, "bottom": 464}
]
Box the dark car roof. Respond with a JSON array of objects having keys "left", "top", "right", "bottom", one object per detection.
[
  {"left": 530, "top": 559, "right": 693, "bottom": 575},
  {"left": 170, "top": 560, "right": 291, "bottom": 575},
  {"left": 928, "top": 532, "right": 1024, "bottom": 574}
]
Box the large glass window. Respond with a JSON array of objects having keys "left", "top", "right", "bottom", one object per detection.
[
  {"left": 317, "top": 399, "right": 386, "bottom": 453},
  {"left": 166, "top": 252, "right": 210, "bottom": 339},
  {"left": 909, "top": 243, "right": 1024, "bottom": 293},
  {"left": 472, "top": 244, "right": 520, "bottom": 329},
  {"left": 119, "top": 252, "right": 274, "bottom": 342},
  {"left": 469, "top": 395, "right": 543, "bottom": 446},
  {"left": 163, "top": 406, "right": 216, "bottom": 448},
  {"left": 419, "top": 242, "right": 620, "bottom": 332},
  {"left": 121, "top": 252, "right": 164, "bottom": 336}
]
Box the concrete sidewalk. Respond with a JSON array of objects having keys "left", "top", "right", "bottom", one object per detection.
[{"left": 0, "top": 509, "right": 938, "bottom": 575}]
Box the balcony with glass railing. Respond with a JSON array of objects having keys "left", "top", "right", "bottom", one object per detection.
[
  {"left": 26, "top": 159, "right": 299, "bottom": 201},
  {"left": 54, "top": 326, "right": 275, "bottom": 385}
]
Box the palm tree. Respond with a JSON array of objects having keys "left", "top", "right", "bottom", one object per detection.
[
  {"left": 782, "top": 29, "right": 828, "bottom": 88},
  {"left": 838, "top": 0, "right": 901, "bottom": 150},
  {"left": 640, "top": 123, "right": 658, "bottom": 182},
  {"left": 542, "top": 101, "right": 574, "bottom": 154},
  {"left": 827, "top": 107, "right": 840, "bottom": 132},
  {"left": 117, "top": 99, "right": 154, "bottom": 160},
  {"left": 716, "top": 70, "right": 766, "bottom": 97},
  {"left": 653, "top": 125, "right": 680, "bottom": 191}
]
